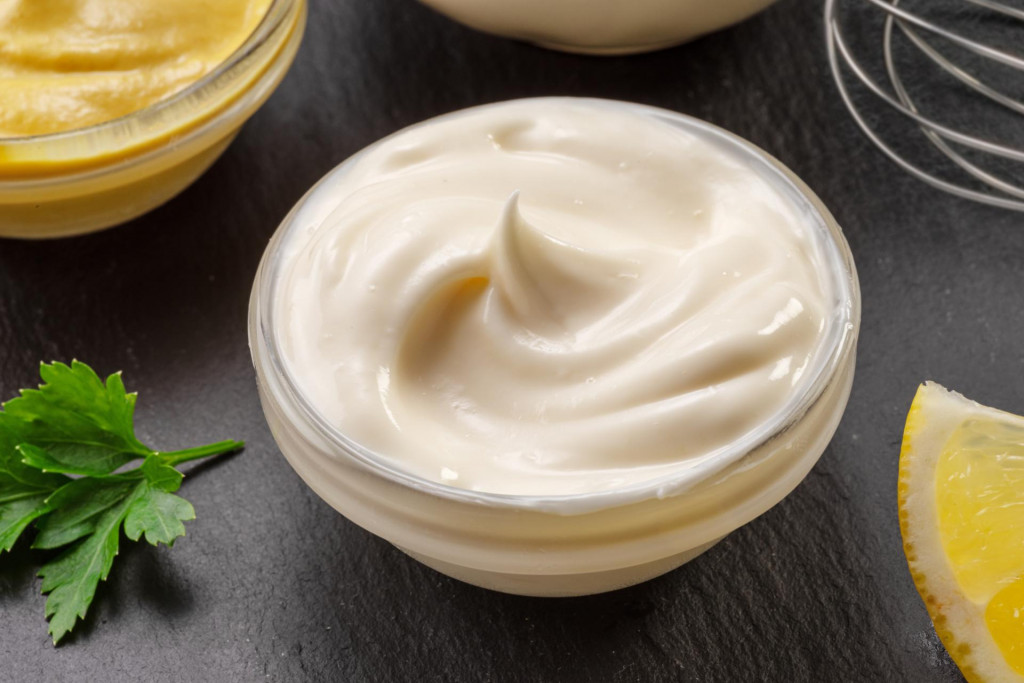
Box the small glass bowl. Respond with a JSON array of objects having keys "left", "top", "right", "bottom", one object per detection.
[
  {"left": 249, "top": 98, "right": 861, "bottom": 597},
  {"left": 0, "top": 0, "right": 306, "bottom": 239},
  {"left": 417, "top": 0, "right": 779, "bottom": 55}
]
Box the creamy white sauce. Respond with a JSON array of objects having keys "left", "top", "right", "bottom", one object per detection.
[
  {"left": 417, "top": 0, "right": 777, "bottom": 54},
  {"left": 275, "top": 100, "right": 830, "bottom": 496}
]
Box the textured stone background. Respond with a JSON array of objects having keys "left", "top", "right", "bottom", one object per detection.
[{"left": 2, "top": 0, "right": 1020, "bottom": 680}]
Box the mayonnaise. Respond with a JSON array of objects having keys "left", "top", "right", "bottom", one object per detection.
[
  {"left": 275, "top": 99, "right": 832, "bottom": 497},
  {"left": 417, "top": 0, "right": 777, "bottom": 54},
  {"left": 0, "top": 0, "right": 271, "bottom": 137}
]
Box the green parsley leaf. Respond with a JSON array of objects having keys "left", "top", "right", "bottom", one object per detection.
[
  {"left": 0, "top": 416, "right": 69, "bottom": 553},
  {"left": 2, "top": 361, "right": 149, "bottom": 476},
  {"left": 0, "top": 361, "right": 243, "bottom": 644},
  {"left": 124, "top": 485, "right": 195, "bottom": 546},
  {"left": 140, "top": 455, "right": 184, "bottom": 493},
  {"left": 39, "top": 493, "right": 135, "bottom": 644},
  {"left": 33, "top": 477, "right": 138, "bottom": 550},
  {"left": 0, "top": 495, "right": 53, "bottom": 553}
]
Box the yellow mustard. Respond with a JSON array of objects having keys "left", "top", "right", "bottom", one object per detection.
[{"left": 0, "top": 0, "right": 272, "bottom": 137}]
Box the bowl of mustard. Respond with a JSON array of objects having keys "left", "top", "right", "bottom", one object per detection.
[{"left": 0, "top": 0, "right": 306, "bottom": 239}]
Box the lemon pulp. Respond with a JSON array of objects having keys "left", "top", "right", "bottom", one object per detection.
[
  {"left": 901, "top": 383, "right": 1024, "bottom": 681},
  {"left": 986, "top": 576, "right": 1024, "bottom": 676},
  {"left": 938, "top": 418, "right": 1024, "bottom": 676},
  {"left": 938, "top": 420, "right": 1024, "bottom": 602}
]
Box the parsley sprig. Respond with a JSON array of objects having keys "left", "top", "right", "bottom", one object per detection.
[{"left": 0, "top": 361, "right": 243, "bottom": 644}]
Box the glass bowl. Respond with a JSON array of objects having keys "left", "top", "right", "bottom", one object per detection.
[
  {"left": 0, "top": 0, "right": 306, "bottom": 239},
  {"left": 417, "top": 0, "right": 779, "bottom": 55},
  {"left": 249, "top": 98, "right": 861, "bottom": 596}
]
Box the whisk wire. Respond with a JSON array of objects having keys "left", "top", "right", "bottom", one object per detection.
[
  {"left": 826, "top": 0, "right": 1024, "bottom": 211},
  {"left": 963, "top": 0, "right": 1024, "bottom": 23},
  {"left": 894, "top": 22, "right": 1024, "bottom": 115},
  {"left": 863, "top": 0, "right": 1024, "bottom": 70},
  {"left": 885, "top": 18, "right": 1024, "bottom": 200}
]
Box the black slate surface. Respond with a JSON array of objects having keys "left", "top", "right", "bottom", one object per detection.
[{"left": 1, "top": 0, "right": 1021, "bottom": 680}]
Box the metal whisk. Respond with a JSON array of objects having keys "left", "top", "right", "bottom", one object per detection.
[{"left": 826, "top": 0, "right": 1024, "bottom": 211}]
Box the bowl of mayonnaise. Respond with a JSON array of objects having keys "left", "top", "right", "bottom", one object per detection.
[
  {"left": 250, "top": 98, "right": 860, "bottom": 596},
  {"left": 417, "top": 0, "right": 779, "bottom": 54},
  {"left": 0, "top": 0, "right": 306, "bottom": 238}
]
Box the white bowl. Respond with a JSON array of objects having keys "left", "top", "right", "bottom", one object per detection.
[
  {"left": 417, "top": 0, "right": 779, "bottom": 55},
  {"left": 249, "top": 98, "right": 860, "bottom": 596}
]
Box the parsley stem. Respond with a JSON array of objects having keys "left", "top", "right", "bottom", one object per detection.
[{"left": 157, "top": 440, "right": 245, "bottom": 467}]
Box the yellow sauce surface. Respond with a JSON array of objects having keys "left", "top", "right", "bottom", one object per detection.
[{"left": 0, "top": 0, "right": 272, "bottom": 137}]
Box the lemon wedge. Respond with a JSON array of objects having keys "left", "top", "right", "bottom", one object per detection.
[{"left": 900, "top": 382, "right": 1024, "bottom": 682}]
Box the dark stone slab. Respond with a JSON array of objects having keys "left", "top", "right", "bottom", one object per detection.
[{"left": 3, "top": 0, "right": 1017, "bottom": 680}]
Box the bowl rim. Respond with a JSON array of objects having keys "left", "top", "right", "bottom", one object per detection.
[
  {"left": 253, "top": 96, "right": 861, "bottom": 513},
  {"left": 0, "top": 0, "right": 303, "bottom": 177}
]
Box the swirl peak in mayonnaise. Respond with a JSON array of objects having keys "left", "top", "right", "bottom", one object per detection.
[{"left": 275, "top": 99, "right": 834, "bottom": 497}]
